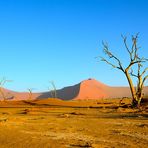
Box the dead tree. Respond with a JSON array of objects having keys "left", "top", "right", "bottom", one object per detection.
[
  {"left": 48, "top": 81, "right": 57, "bottom": 98},
  {"left": 27, "top": 88, "right": 34, "bottom": 100},
  {"left": 47, "top": 86, "right": 54, "bottom": 98},
  {"left": 0, "top": 78, "right": 12, "bottom": 101},
  {"left": 99, "top": 34, "right": 148, "bottom": 107}
]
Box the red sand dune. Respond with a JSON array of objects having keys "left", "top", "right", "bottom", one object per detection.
[
  {"left": 74, "top": 79, "right": 108, "bottom": 100},
  {"left": 0, "top": 78, "right": 148, "bottom": 100}
]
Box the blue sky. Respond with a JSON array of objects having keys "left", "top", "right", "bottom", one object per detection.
[{"left": 0, "top": 0, "right": 148, "bottom": 92}]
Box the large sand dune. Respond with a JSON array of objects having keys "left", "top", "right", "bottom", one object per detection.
[{"left": 38, "top": 78, "right": 148, "bottom": 100}]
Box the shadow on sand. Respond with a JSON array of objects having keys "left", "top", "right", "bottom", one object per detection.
[{"left": 37, "top": 83, "right": 81, "bottom": 100}]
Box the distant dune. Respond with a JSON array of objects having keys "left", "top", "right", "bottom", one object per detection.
[
  {"left": 0, "top": 88, "right": 41, "bottom": 100},
  {"left": 0, "top": 78, "right": 148, "bottom": 100}
]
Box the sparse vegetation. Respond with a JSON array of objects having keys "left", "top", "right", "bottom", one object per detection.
[{"left": 99, "top": 34, "right": 148, "bottom": 107}]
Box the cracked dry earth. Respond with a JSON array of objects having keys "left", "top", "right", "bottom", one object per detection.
[{"left": 0, "top": 105, "right": 148, "bottom": 148}]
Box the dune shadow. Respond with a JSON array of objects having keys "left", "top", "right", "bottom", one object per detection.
[{"left": 37, "top": 83, "right": 81, "bottom": 100}]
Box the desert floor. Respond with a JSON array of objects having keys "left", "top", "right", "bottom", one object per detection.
[{"left": 0, "top": 98, "right": 148, "bottom": 148}]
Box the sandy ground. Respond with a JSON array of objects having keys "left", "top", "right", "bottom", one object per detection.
[{"left": 0, "top": 99, "right": 148, "bottom": 148}]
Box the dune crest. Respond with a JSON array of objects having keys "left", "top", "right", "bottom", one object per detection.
[{"left": 74, "top": 78, "right": 108, "bottom": 100}]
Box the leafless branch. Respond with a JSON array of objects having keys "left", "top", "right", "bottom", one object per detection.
[
  {"left": 101, "top": 42, "right": 124, "bottom": 72},
  {"left": 129, "top": 69, "right": 138, "bottom": 78},
  {"left": 141, "top": 67, "right": 148, "bottom": 76},
  {"left": 141, "top": 75, "right": 148, "bottom": 87},
  {"left": 100, "top": 57, "right": 118, "bottom": 68},
  {"left": 121, "top": 35, "right": 132, "bottom": 60}
]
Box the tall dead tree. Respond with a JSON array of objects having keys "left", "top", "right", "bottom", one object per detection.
[{"left": 99, "top": 34, "right": 148, "bottom": 107}]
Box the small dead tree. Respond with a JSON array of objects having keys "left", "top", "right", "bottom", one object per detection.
[
  {"left": 27, "top": 88, "right": 34, "bottom": 100},
  {"left": 98, "top": 34, "right": 148, "bottom": 107},
  {"left": 47, "top": 86, "right": 54, "bottom": 98},
  {"left": 48, "top": 81, "right": 57, "bottom": 98},
  {"left": 0, "top": 78, "right": 12, "bottom": 101}
]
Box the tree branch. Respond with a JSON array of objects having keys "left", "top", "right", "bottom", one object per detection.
[
  {"left": 126, "top": 59, "right": 147, "bottom": 71},
  {"left": 141, "top": 75, "right": 148, "bottom": 87},
  {"left": 121, "top": 35, "right": 132, "bottom": 60},
  {"left": 100, "top": 57, "right": 118, "bottom": 68},
  {"left": 129, "top": 69, "right": 138, "bottom": 78},
  {"left": 141, "top": 67, "right": 148, "bottom": 76},
  {"left": 133, "top": 33, "right": 140, "bottom": 61},
  {"left": 101, "top": 42, "right": 124, "bottom": 72}
]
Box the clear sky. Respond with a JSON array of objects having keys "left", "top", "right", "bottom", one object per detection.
[{"left": 0, "top": 0, "right": 148, "bottom": 92}]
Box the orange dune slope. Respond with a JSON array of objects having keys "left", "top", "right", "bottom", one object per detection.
[{"left": 74, "top": 79, "right": 108, "bottom": 100}]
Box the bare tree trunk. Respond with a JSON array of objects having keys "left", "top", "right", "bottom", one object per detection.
[
  {"left": 125, "top": 70, "right": 138, "bottom": 106},
  {"left": 125, "top": 70, "right": 145, "bottom": 107},
  {"left": 125, "top": 70, "right": 136, "bottom": 100}
]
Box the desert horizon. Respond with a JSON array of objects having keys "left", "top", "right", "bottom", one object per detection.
[
  {"left": 1, "top": 78, "right": 148, "bottom": 101},
  {"left": 0, "top": 0, "right": 148, "bottom": 147}
]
